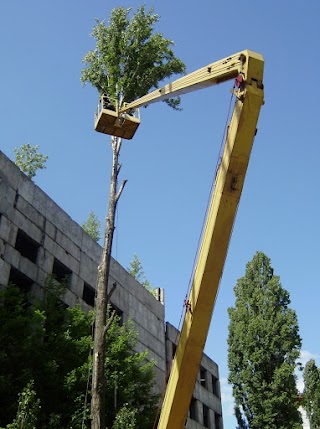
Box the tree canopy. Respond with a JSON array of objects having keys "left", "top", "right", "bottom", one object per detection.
[
  {"left": 128, "top": 254, "right": 155, "bottom": 293},
  {"left": 227, "top": 251, "right": 302, "bottom": 429},
  {"left": 82, "top": 211, "right": 101, "bottom": 242},
  {"left": 14, "top": 143, "right": 48, "bottom": 179},
  {"left": 81, "top": 6, "right": 186, "bottom": 110},
  {"left": 0, "top": 280, "right": 158, "bottom": 429},
  {"left": 303, "top": 359, "right": 320, "bottom": 428}
]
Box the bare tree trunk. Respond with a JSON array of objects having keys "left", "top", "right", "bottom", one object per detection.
[{"left": 91, "top": 136, "right": 127, "bottom": 429}]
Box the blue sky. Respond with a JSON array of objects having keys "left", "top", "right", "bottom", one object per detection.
[{"left": 1, "top": 1, "right": 319, "bottom": 427}]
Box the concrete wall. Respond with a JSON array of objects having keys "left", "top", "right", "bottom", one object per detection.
[
  {"left": 0, "top": 149, "right": 166, "bottom": 387},
  {"left": 0, "top": 149, "right": 223, "bottom": 428}
]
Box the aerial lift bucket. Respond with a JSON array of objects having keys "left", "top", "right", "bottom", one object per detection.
[{"left": 94, "top": 97, "right": 140, "bottom": 140}]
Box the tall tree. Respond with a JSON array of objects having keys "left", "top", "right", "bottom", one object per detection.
[
  {"left": 14, "top": 143, "right": 48, "bottom": 179},
  {"left": 81, "top": 6, "right": 185, "bottom": 428},
  {"left": 303, "top": 359, "right": 320, "bottom": 428},
  {"left": 0, "top": 280, "right": 158, "bottom": 429},
  {"left": 227, "top": 251, "right": 302, "bottom": 429}
]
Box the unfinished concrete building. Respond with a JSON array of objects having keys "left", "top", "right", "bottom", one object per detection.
[{"left": 0, "top": 149, "right": 223, "bottom": 429}]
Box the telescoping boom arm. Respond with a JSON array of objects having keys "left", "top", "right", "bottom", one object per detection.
[
  {"left": 120, "top": 50, "right": 263, "bottom": 113},
  {"left": 153, "top": 51, "right": 264, "bottom": 429},
  {"left": 94, "top": 50, "right": 264, "bottom": 140},
  {"left": 95, "top": 50, "right": 264, "bottom": 429}
]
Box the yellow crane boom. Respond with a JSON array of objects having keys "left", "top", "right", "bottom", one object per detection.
[
  {"left": 95, "top": 50, "right": 265, "bottom": 429},
  {"left": 156, "top": 52, "right": 264, "bottom": 429},
  {"left": 95, "top": 50, "right": 263, "bottom": 140},
  {"left": 119, "top": 50, "right": 262, "bottom": 112}
]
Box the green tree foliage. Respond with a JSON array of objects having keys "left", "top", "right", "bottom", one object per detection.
[
  {"left": 0, "top": 280, "right": 158, "bottom": 429},
  {"left": 303, "top": 359, "right": 320, "bottom": 428},
  {"left": 0, "top": 284, "right": 44, "bottom": 422},
  {"left": 105, "top": 314, "right": 158, "bottom": 429},
  {"left": 81, "top": 5, "right": 186, "bottom": 110},
  {"left": 14, "top": 144, "right": 48, "bottom": 179},
  {"left": 82, "top": 211, "right": 101, "bottom": 242},
  {"left": 112, "top": 405, "right": 137, "bottom": 429},
  {"left": 227, "top": 251, "right": 302, "bottom": 429},
  {"left": 1, "top": 381, "right": 41, "bottom": 429},
  {"left": 0, "top": 279, "right": 93, "bottom": 428},
  {"left": 128, "top": 254, "right": 156, "bottom": 294}
]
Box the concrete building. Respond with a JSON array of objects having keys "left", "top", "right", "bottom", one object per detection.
[
  {"left": 166, "top": 323, "right": 223, "bottom": 429},
  {"left": 0, "top": 149, "right": 223, "bottom": 429}
]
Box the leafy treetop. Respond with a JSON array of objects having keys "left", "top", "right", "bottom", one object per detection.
[{"left": 81, "top": 6, "right": 186, "bottom": 110}]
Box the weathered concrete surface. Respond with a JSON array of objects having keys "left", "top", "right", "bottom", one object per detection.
[
  {"left": 0, "top": 149, "right": 223, "bottom": 428},
  {"left": 0, "top": 149, "right": 166, "bottom": 390}
]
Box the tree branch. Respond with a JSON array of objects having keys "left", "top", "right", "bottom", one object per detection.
[
  {"left": 106, "top": 282, "right": 117, "bottom": 302},
  {"left": 115, "top": 179, "right": 127, "bottom": 203},
  {"left": 103, "top": 309, "right": 117, "bottom": 336}
]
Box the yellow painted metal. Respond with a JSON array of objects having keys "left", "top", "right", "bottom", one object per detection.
[
  {"left": 120, "top": 50, "right": 263, "bottom": 113},
  {"left": 156, "top": 52, "right": 264, "bottom": 429},
  {"left": 94, "top": 49, "right": 264, "bottom": 429},
  {"left": 94, "top": 105, "right": 140, "bottom": 140},
  {"left": 95, "top": 50, "right": 263, "bottom": 140}
]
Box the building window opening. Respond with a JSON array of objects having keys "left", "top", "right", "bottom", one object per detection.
[
  {"left": 52, "top": 258, "right": 72, "bottom": 284},
  {"left": 83, "top": 283, "right": 95, "bottom": 307},
  {"left": 189, "top": 396, "right": 197, "bottom": 421},
  {"left": 214, "top": 412, "right": 221, "bottom": 429},
  {"left": 109, "top": 303, "right": 124, "bottom": 325},
  {"left": 15, "top": 229, "right": 39, "bottom": 263},
  {"left": 9, "top": 267, "right": 33, "bottom": 293},
  {"left": 172, "top": 342, "right": 177, "bottom": 360},
  {"left": 200, "top": 366, "right": 207, "bottom": 388},
  {"left": 203, "top": 404, "right": 209, "bottom": 428},
  {"left": 212, "top": 374, "right": 219, "bottom": 396}
]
